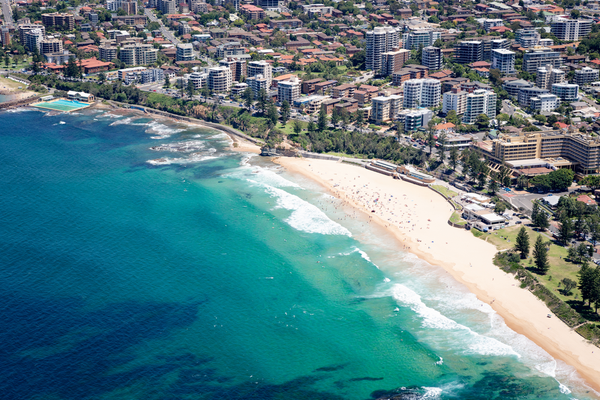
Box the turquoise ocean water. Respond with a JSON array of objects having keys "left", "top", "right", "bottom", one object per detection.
[{"left": 0, "top": 107, "right": 598, "bottom": 400}]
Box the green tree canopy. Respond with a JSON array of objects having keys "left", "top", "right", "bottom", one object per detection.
[
  {"left": 515, "top": 226, "right": 530, "bottom": 259},
  {"left": 533, "top": 235, "right": 549, "bottom": 274}
]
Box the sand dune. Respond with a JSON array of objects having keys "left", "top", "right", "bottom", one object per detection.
[{"left": 276, "top": 156, "right": 600, "bottom": 393}]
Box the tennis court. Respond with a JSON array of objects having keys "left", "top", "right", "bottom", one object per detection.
[{"left": 31, "top": 99, "right": 91, "bottom": 112}]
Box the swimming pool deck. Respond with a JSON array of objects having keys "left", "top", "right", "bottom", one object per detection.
[{"left": 30, "top": 98, "right": 93, "bottom": 112}]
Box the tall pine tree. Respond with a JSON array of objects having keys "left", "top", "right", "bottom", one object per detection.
[
  {"left": 533, "top": 235, "right": 549, "bottom": 274},
  {"left": 579, "top": 263, "right": 594, "bottom": 307},
  {"left": 558, "top": 216, "right": 574, "bottom": 246},
  {"left": 317, "top": 106, "right": 327, "bottom": 131},
  {"left": 515, "top": 227, "right": 530, "bottom": 259}
]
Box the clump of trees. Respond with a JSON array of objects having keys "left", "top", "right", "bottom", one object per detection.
[
  {"left": 529, "top": 169, "right": 575, "bottom": 192},
  {"left": 531, "top": 202, "right": 549, "bottom": 231},
  {"left": 579, "top": 264, "right": 600, "bottom": 312}
]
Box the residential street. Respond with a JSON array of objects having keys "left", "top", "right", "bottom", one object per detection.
[{"left": 0, "top": 0, "right": 13, "bottom": 28}]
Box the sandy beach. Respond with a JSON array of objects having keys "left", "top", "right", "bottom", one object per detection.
[
  {"left": 276, "top": 156, "right": 600, "bottom": 394},
  {"left": 229, "top": 136, "right": 261, "bottom": 154}
]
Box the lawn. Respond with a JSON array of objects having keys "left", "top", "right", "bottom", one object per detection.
[
  {"left": 324, "top": 151, "right": 368, "bottom": 159},
  {"left": 431, "top": 185, "right": 458, "bottom": 199},
  {"left": 449, "top": 211, "right": 467, "bottom": 225},
  {"left": 0, "top": 76, "right": 28, "bottom": 91},
  {"left": 277, "top": 121, "right": 300, "bottom": 136},
  {"left": 477, "top": 225, "right": 583, "bottom": 302},
  {"left": 1, "top": 56, "right": 33, "bottom": 72}
]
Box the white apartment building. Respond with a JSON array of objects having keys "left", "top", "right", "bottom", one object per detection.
[
  {"left": 247, "top": 74, "right": 270, "bottom": 96},
  {"left": 551, "top": 83, "right": 579, "bottom": 102},
  {"left": 24, "top": 28, "right": 43, "bottom": 52},
  {"left": 366, "top": 26, "right": 401, "bottom": 74},
  {"left": 402, "top": 30, "right": 441, "bottom": 50},
  {"left": 443, "top": 89, "right": 467, "bottom": 115},
  {"left": 536, "top": 64, "right": 565, "bottom": 90},
  {"left": 371, "top": 95, "right": 402, "bottom": 124},
  {"left": 463, "top": 89, "right": 497, "bottom": 124},
  {"left": 176, "top": 43, "right": 194, "bottom": 62},
  {"left": 278, "top": 76, "right": 301, "bottom": 104},
  {"left": 491, "top": 49, "right": 515, "bottom": 74},
  {"left": 522, "top": 47, "right": 562, "bottom": 73},
  {"left": 99, "top": 44, "right": 117, "bottom": 61},
  {"left": 529, "top": 93, "right": 559, "bottom": 112},
  {"left": 422, "top": 46, "right": 442, "bottom": 70},
  {"left": 402, "top": 79, "right": 441, "bottom": 109},
  {"left": 551, "top": 19, "right": 592, "bottom": 41},
  {"left": 247, "top": 60, "right": 272, "bottom": 87},
  {"left": 483, "top": 19, "right": 504, "bottom": 32},
  {"left": 187, "top": 72, "right": 207, "bottom": 90},
  {"left": 516, "top": 29, "right": 540, "bottom": 48},
  {"left": 397, "top": 108, "right": 433, "bottom": 131},
  {"left": 575, "top": 67, "right": 599, "bottom": 86},
  {"left": 207, "top": 66, "right": 232, "bottom": 93},
  {"left": 119, "top": 43, "right": 158, "bottom": 66}
]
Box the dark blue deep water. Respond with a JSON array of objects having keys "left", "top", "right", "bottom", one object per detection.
[{"left": 0, "top": 109, "right": 597, "bottom": 400}]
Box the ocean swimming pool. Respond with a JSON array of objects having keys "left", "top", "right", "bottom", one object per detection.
[{"left": 31, "top": 99, "right": 91, "bottom": 112}]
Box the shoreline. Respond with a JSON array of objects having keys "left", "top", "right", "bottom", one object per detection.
[
  {"left": 91, "top": 102, "right": 262, "bottom": 154},
  {"left": 275, "top": 156, "right": 600, "bottom": 395},
  {"left": 18, "top": 101, "right": 600, "bottom": 393}
]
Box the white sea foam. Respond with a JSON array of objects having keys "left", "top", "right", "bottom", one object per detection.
[
  {"left": 149, "top": 140, "right": 206, "bottom": 153},
  {"left": 147, "top": 153, "right": 218, "bottom": 165},
  {"left": 96, "top": 112, "right": 121, "bottom": 118},
  {"left": 535, "top": 359, "right": 557, "bottom": 378},
  {"left": 389, "top": 284, "right": 520, "bottom": 357},
  {"left": 383, "top": 277, "right": 391, "bottom": 283},
  {"left": 343, "top": 246, "right": 382, "bottom": 269},
  {"left": 208, "top": 132, "right": 233, "bottom": 145},
  {"left": 260, "top": 184, "right": 351, "bottom": 236},
  {"left": 355, "top": 247, "right": 380, "bottom": 269},
  {"left": 109, "top": 116, "right": 146, "bottom": 126},
  {"left": 239, "top": 153, "right": 258, "bottom": 167},
  {"left": 421, "top": 387, "right": 442, "bottom": 399},
  {"left": 145, "top": 120, "right": 185, "bottom": 139},
  {"left": 558, "top": 382, "right": 571, "bottom": 395},
  {"left": 5, "top": 107, "right": 35, "bottom": 113},
  {"left": 229, "top": 162, "right": 302, "bottom": 189}
]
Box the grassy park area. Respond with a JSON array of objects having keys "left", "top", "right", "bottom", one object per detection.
[
  {"left": 431, "top": 185, "right": 458, "bottom": 199},
  {"left": 476, "top": 225, "right": 584, "bottom": 303},
  {"left": 449, "top": 211, "right": 467, "bottom": 226}
]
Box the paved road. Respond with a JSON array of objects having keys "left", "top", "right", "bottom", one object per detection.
[
  {"left": 501, "top": 99, "right": 515, "bottom": 116},
  {"left": 145, "top": 8, "right": 180, "bottom": 46},
  {"left": 354, "top": 71, "right": 374, "bottom": 84},
  {"left": 581, "top": 95, "right": 600, "bottom": 111},
  {"left": 1, "top": 0, "right": 13, "bottom": 28}
]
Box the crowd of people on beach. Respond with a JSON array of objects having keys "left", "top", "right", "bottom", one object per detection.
[{"left": 305, "top": 165, "right": 456, "bottom": 253}]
